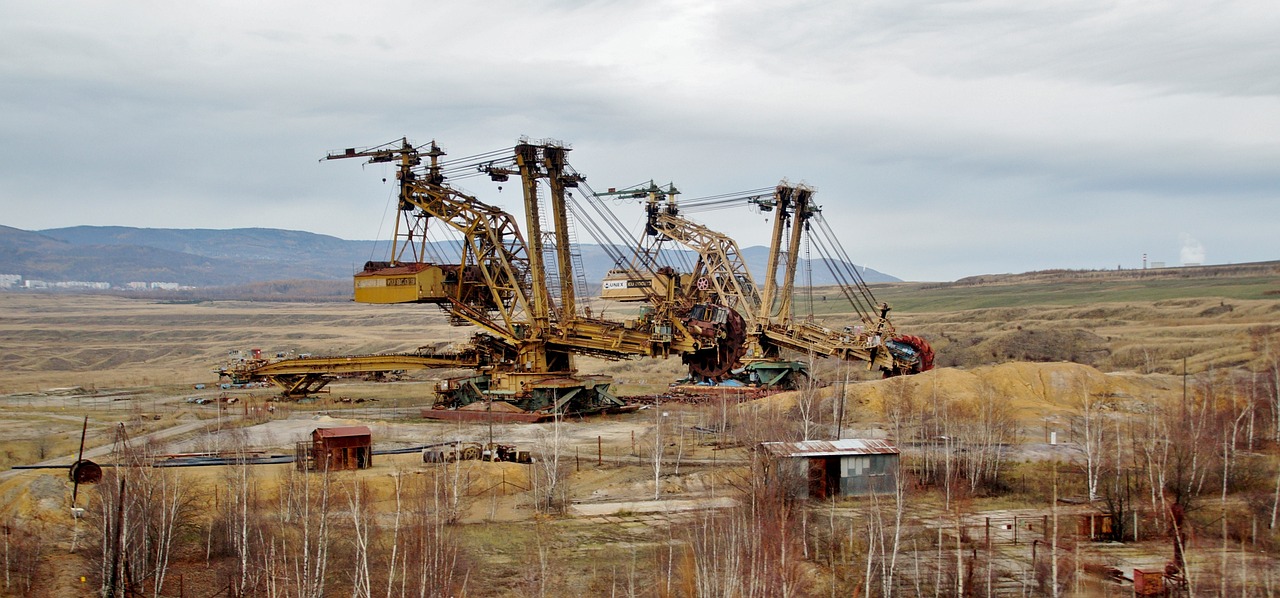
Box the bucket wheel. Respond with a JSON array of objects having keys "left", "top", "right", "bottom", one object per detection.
[
  {"left": 683, "top": 308, "right": 748, "bottom": 381},
  {"left": 885, "top": 334, "right": 935, "bottom": 377}
]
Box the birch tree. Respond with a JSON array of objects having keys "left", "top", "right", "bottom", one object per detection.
[
  {"left": 1068, "top": 376, "right": 1108, "bottom": 502},
  {"left": 90, "top": 434, "right": 197, "bottom": 598}
]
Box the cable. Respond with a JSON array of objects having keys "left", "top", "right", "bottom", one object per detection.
[
  {"left": 368, "top": 182, "right": 395, "bottom": 264},
  {"left": 805, "top": 227, "right": 814, "bottom": 319},
  {"left": 814, "top": 214, "right": 879, "bottom": 309}
]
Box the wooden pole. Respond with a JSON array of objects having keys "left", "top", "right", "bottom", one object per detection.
[{"left": 72, "top": 416, "right": 89, "bottom": 506}]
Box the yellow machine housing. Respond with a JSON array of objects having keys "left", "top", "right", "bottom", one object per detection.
[
  {"left": 600, "top": 268, "right": 689, "bottom": 302},
  {"left": 354, "top": 262, "right": 450, "bottom": 303}
]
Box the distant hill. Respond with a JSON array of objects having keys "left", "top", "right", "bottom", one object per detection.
[
  {"left": 738, "top": 245, "right": 898, "bottom": 285},
  {"left": 38, "top": 226, "right": 384, "bottom": 280},
  {"left": 0, "top": 225, "right": 899, "bottom": 288},
  {"left": 952, "top": 262, "right": 1280, "bottom": 286},
  {"left": 0, "top": 225, "right": 247, "bottom": 286}
]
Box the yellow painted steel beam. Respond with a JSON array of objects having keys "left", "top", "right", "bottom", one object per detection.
[{"left": 247, "top": 353, "right": 480, "bottom": 377}]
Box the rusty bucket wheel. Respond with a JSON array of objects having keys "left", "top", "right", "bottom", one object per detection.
[
  {"left": 682, "top": 308, "right": 748, "bottom": 381},
  {"left": 69, "top": 459, "right": 103, "bottom": 486},
  {"left": 887, "top": 334, "right": 935, "bottom": 376}
]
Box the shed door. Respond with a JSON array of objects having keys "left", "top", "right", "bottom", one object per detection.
[{"left": 808, "top": 458, "right": 831, "bottom": 499}]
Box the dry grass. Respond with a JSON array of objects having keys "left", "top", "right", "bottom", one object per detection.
[
  {"left": 2, "top": 280, "right": 1278, "bottom": 596},
  {"left": 0, "top": 293, "right": 468, "bottom": 392},
  {"left": 3, "top": 283, "right": 1275, "bottom": 393}
]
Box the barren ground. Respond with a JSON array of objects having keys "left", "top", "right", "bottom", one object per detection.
[{"left": 1, "top": 288, "right": 1278, "bottom": 596}]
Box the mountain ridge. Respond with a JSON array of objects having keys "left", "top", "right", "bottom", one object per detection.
[{"left": 0, "top": 225, "right": 901, "bottom": 287}]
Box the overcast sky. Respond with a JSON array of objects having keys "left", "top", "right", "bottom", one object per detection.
[{"left": 2, "top": 1, "right": 1276, "bottom": 281}]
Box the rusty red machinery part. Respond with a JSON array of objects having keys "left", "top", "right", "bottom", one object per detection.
[
  {"left": 69, "top": 459, "right": 103, "bottom": 485},
  {"left": 682, "top": 308, "right": 748, "bottom": 381},
  {"left": 895, "top": 334, "right": 935, "bottom": 373}
]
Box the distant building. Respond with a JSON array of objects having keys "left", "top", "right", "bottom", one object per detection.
[
  {"left": 14, "top": 279, "right": 111, "bottom": 290},
  {"left": 0, "top": 274, "right": 19, "bottom": 288},
  {"left": 123, "top": 281, "right": 181, "bottom": 290},
  {"left": 759, "top": 439, "right": 899, "bottom": 499},
  {"left": 52, "top": 281, "right": 110, "bottom": 289}
]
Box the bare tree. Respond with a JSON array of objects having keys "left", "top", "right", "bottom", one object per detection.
[
  {"left": 1051, "top": 464, "right": 1059, "bottom": 598},
  {"left": 533, "top": 411, "right": 570, "bottom": 513},
  {"left": 795, "top": 352, "right": 820, "bottom": 441},
  {"left": 255, "top": 461, "right": 334, "bottom": 597},
  {"left": 3, "top": 518, "right": 45, "bottom": 595},
  {"left": 1069, "top": 375, "right": 1108, "bottom": 502},
  {"left": 88, "top": 432, "right": 198, "bottom": 598},
  {"left": 346, "top": 477, "right": 374, "bottom": 598},
  {"left": 1272, "top": 457, "right": 1280, "bottom": 530},
  {"left": 878, "top": 376, "right": 917, "bottom": 447},
  {"left": 864, "top": 472, "right": 906, "bottom": 598},
  {"left": 957, "top": 382, "right": 1015, "bottom": 494},
  {"left": 384, "top": 469, "right": 405, "bottom": 598},
  {"left": 651, "top": 401, "right": 664, "bottom": 501},
  {"left": 402, "top": 467, "right": 470, "bottom": 597},
  {"left": 1250, "top": 329, "right": 1280, "bottom": 443}
]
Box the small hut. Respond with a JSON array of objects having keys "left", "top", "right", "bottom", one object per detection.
[
  {"left": 1077, "top": 512, "right": 1114, "bottom": 540},
  {"left": 759, "top": 439, "right": 899, "bottom": 499},
  {"left": 296, "top": 426, "right": 372, "bottom": 471}
]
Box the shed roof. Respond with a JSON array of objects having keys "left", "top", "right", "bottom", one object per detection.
[
  {"left": 313, "top": 425, "right": 372, "bottom": 439},
  {"left": 760, "top": 439, "right": 899, "bottom": 458}
]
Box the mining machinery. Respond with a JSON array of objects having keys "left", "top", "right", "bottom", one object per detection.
[
  {"left": 749, "top": 182, "right": 934, "bottom": 376},
  {"left": 597, "top": 182, "right": 758, "bottom": 380},
  {"left": 597, "top": 181, "right": 933, "bottom": 382},
  {"left": 314, "top": 138, "right": 746, "bottom": 417},
  {"left": 227, "top": 137, "right": 929, "bottom": 409},
  {"left": 218, "top": 350, "right": 481, "bottom": 397}
]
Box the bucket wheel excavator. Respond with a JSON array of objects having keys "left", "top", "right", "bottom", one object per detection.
[
  {"left": 596, "top": 181, "right": 933, "bottom": 386},
  {"left": 595, "top": 183, "right": 759, "bottom": 381},
  {"left": 300, "top": 138, "right": 743, "bottom": 418},
  {"left": 227, "top": 137, "right": 929, "bottom": 411},
  {"left": 750, "top": 182, "right": 934, "bottom": 377}
]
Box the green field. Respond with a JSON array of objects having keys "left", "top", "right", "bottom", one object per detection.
[{"left": 851, "top": 275, "right": 1279, "bottom": 313}]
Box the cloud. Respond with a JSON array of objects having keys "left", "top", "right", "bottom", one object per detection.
[{"left": 0, "top": 0, "right": 1276, "bottom": 281}]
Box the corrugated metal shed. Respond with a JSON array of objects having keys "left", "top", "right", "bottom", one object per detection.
[
  {"left": 760, "top": 439, "right": 899, "bottom": 458},
  {"left": 760, "top": 439, "right": 901, "bottom": 498},
  {"left": 299, "top": 426, "right": 373, "bottom": 471}
]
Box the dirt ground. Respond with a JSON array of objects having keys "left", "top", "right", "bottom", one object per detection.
[{"left": 2, "top": 292, "right": 1278, "bottom": 596}]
